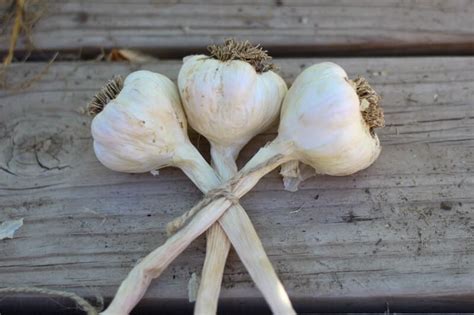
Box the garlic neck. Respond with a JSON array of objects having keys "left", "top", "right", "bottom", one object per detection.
[
  {"left": 230, "top": 139, "right": 293, "bottom": 198},
  {"left": 210, "top": 143, "right": 241, "bottom": 181},
  {"left": 174, "top": 143, "right": 221, "bottom": 193},
  {"left": 241, "top": 139, "right": 293, "bottom": 173}
]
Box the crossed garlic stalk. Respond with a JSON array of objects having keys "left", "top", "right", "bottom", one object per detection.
[{"left": 89, "top": 40, "right": 384, "bottom": 315}]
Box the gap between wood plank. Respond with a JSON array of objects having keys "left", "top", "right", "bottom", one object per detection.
[
  {"left": 0, "top": 294, "right": 473, "bottom": 314},
  {"left": 6, "top": 41, "right": 474, "bottom": 63}
]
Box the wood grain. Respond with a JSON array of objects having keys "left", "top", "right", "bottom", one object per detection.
[
  {"left": 0, "top": 57, "right": 473, "bottom": 313},
  {"left": 1, "top": 0, "right": 473, "bottom": 57}
]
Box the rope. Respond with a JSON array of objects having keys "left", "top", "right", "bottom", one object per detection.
[
  {"left": 166, "top": 185, "right": 239, "bottom": 236},
  {"left": 166, "top": 154, "right": 284, "bottom": 235}
]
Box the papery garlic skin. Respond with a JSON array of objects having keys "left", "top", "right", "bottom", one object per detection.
[
  {"left": 91, "top": 70, "right": 189, "bottom": 173},
  {"left": 279, "top": 62, "right": 381, "bottom": 176},
  {"left": 280, "top": 160, "right": 316, "bottom": 192},
  {"left": 178, "top": 55, "right": 287, "bottom": 154}
]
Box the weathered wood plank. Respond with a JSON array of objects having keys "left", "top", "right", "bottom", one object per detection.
[
  {"left": 0, "top": 57, "right": 473, "bottom": 313},
  {"left": 1, "top": 0, "right": 473, "bottom": 56}
]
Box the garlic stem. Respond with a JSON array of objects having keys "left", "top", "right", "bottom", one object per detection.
[
  {"left": 195, "top": 142, "right": 287, "bottom": 315},
  {"left": 101, "top": 197, "right": 232, "bottom": 315},
  {"left": 177, "top": 144, "right": 221, "bottom": 192},
  {"left": 209, "top": 144, "right": 239, "bottom": 179},
  {"left": 197, "top": 141, "right": 295, "bottom": 315},
  {"left": 232, "top": 140, "right": 293, "bottom": 197},
  {"left": 216, "top": 203, "right": 294, "bottom": 315},
  {"left": 194, "top": 145, "right": 234, "bottom": 315},
  {"left": 178, "top": 145, "right": 295, "bottom": 314},
  {"left": 194, "top": 224, "right": 230, "bottom": 315},
  {"left": 102, "top": 142, "right": 294, "bottom": 315}
]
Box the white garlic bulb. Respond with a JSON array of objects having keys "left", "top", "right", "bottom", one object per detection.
[
  {"left": 178, "top": 52, "right": 287, "bottom": 160},
  {"left": 279, "top": 62, "right": 382, "bottom": 177},
  {"left": 91, "top": 70, "right": 189, "bottom": 173}
]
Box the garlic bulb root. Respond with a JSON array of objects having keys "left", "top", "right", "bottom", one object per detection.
[
  {"left": 352, "top": 76, "right": 385, "bottom": 130},
  {"left": 208, "top": 38, "right": 276, "bottom": 73},
  {"left": 87, "top": 75, "right": 124, "bottom": 116}
]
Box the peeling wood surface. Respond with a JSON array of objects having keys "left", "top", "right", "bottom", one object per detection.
[
  {"left": 0, "top": 57, "right": 473, "bottom": 312},
  {"left": 1, "top": 0, "right": 473, "bottom": 56}
]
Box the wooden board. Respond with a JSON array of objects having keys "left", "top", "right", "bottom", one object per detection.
[
  {"left": 0, "top": 57, "right": 473, "bottom": 313},
  {"left": 1, "top": 0, "right": 474, "bottom": 57}
]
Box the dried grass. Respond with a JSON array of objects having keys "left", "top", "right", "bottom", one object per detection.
[{"left": 0, "top": 0, "right": 51, "bottom": 91}]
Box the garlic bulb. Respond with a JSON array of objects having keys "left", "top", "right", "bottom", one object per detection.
[
  {"left": 88, "top": 70, "right": 293, "bottom": 315},
  {"left": 91, "top": 70, "right": 187, "bottom": 174},
  {"left": 177, "top": 39, "right": 288, "bottom": 315},
  {"left": 169, "top": 61, "right": 384, "bottom": 241},
  {"left": 278, "top": 61, "right": 383, "bottom": 193},
  {"left": 178, "top": 54, "right": 286, "bottom": 161}
]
